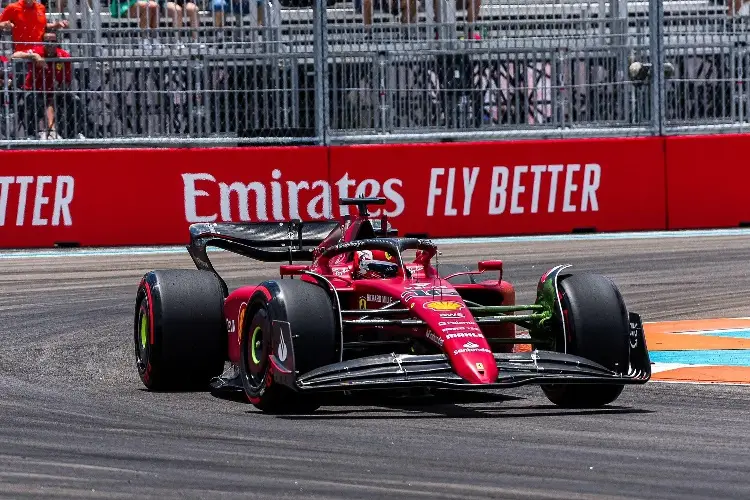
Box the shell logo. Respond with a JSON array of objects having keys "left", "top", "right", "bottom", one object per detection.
[
  {"left": 236, "top": 302, "right": 247, "bottom": 346},
  {"left": 423, "top": 301, "right": 463, "bottom": 311}
]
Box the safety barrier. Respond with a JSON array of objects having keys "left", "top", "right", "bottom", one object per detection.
[
  {"left": 665, "top": 134, "right": 750, "bottom": 230},
  {"left": 3, "top": 133, "right": 744, "bottom": 249},
  {"left": 2, "top": 0, "right": 750, "bottom": 147}
]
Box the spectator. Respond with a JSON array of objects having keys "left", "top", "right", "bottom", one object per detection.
[
  {"left": 109, "top": 0, "right": 160, "bottom": 49},
  {"left": 12, "top": 30, "right": 78, "bottom": 139},
  {"left": 729, "top": 0, "right": 750, "bottom": 16},
  {"left": 212, "top": 0, "right": 262, "bottom": 43},
  {"left": 165, "top": 0, "right": 201, "bottom": 45},
  {"left": 432, "top": 0, "right": 482, "bottom": 39},
  {"left": 0, "top": 0, "right": 68, "bottom": 52},
  {"left": 358, "top": 0, "right": 417, "bottom": 32}
]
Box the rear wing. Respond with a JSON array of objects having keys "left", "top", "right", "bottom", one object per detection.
[{"left": 187, "top": 220, "right": 341, "bottom": 295}]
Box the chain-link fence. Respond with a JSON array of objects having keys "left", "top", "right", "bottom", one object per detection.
[{"left": 0, "top": 0, "right": 748, "bottom": 147}]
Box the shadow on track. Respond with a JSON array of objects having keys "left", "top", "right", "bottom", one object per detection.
[
  {"left": 224, "top": 389, "right": 655, "bottom": 420},
  {"left": 274, "top": 404, "right": 653, "bottom": 420}
]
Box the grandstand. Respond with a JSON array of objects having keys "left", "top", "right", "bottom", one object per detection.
[
  {"left": 12, "top": 0, "right": 746, "bottom": 56},
  {"left": 1, "top": 0, "right": 748, "bottom": 146}
]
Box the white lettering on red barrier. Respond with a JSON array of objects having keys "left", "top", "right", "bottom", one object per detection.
[
  {"left": 0, "top": 176, "right": 74, "bottom": 227},
  {"left": 182, "top": 170, "right": 405, "bottom": 223},
  {"left": 427, "top": 164, "right": 600, "bottom": 217}
]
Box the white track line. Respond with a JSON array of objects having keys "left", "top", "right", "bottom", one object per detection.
[{"left": 3, "top": 228, "right": 750, "bottom": 259}]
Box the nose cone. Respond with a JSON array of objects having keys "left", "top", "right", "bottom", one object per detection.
[{"left": 450, "top": 348, "right": 498, "bottom": 384}]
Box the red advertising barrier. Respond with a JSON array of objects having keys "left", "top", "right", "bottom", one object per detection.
[
  {"left": 665, "top": 134, "right": 750, "bottom": 229},
  {"left": 0, "top": 137, "right": 669, "bottom": 248},
  {"left": 330, "top": 138, "right": 668, "bottom": 237},
  {"left": 0, "top": 147, "right": 330, "bottom": 247}
]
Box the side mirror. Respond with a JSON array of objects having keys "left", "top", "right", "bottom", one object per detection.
[
  {"left": 478, "top": 260, "right": 503, "bottom": 272},
  {"left": 280, "top": 264, "right": 309, "bottom": 277},
  {"left": 478, "top": 260, "right": 503, "bottom": 281}
]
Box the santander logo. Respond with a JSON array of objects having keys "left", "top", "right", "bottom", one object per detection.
[{"left": 182, "top": 170, "right": 405, "bottom": 223}]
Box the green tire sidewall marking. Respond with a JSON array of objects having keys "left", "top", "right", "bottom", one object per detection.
[
  {"left": 251, "top": 326, "right": 262, "bottom": 365},
  {"left": 139, "top": 310, "right": 148, "bottom": 351}
]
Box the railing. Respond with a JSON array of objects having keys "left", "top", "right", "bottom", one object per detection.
[{"left": 1, "top": 0, "right": 749, "bottom": 147}]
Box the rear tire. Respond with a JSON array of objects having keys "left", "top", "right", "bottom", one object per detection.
[
  {"left": 541, "top": 272, "right": 630, "bottom": 408},
  {"left": 240, "top": 280, "right": 338, "bottom": 414},
  {"left": 134, "top": 270, "right": 226, "bottom": 391}
]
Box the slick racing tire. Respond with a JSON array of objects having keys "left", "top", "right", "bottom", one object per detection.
[
  {"left": 134, "top": 270, "right": 226, "bottom": 391},
  {"left": 541, "top": 272, "right": 630, "bottom": 408},
  {"left": 240, "top": 280, "right": 338, "bottom": 414},
  {"left": 439, "top": 264, "right": 478, "bottom": 285}
]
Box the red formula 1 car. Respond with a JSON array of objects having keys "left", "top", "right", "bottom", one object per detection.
[{"left": 133, "top": 197, "right": 650, "bottom": 414}]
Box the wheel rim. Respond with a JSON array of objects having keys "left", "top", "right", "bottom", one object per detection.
[
  {"left": 251, "top": 326, "right": 262, "bottom": 365},
  {"left": 245, "top": 312, "right": 269, "bottom": 389},
  {"left": 134, "top": 299, "right": 150, "bottom": 370},
  {"left": 139, "top": 312, "right": 148, "bottom": 351}
]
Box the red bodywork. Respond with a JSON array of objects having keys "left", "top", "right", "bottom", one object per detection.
[{"left": 222, "top": 217, "right": 516, "bottom": 385}]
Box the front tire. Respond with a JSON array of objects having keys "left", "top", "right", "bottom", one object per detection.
[
  {"left": 134, "top": 270, "right": 226, "bottom": 391},
  {"left": 541, "top": 272, "right": 630, "bottom": 408},
  {"left": 240, "top": 280, "right": 338, "bottom": 414}
]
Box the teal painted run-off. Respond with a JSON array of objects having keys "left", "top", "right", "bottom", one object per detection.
[
  {"left": 650, "top": 350, "right": 750, "bottom": 367},
  {"left": 682, "top": 329, "right": 750, "bottom": 339}
]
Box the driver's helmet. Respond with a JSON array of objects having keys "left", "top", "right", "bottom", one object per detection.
[{"left": 352, "top": 249, "right": 399, "bottom": 279}]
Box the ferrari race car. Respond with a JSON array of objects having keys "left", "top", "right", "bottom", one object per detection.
[{"left": 133, "top": 197, "right": 651, "bottom": 414}]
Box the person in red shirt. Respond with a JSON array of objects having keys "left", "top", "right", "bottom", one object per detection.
[
  {"left": 0, "top": 0, "right": 68, "bottom": 52},
  {"left": 12, "top": 30, "right": 77, "bottom": 139}
]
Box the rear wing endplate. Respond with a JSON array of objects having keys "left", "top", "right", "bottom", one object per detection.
[{"left": 187, "top": 220, "right": 340, "bottom": 295}]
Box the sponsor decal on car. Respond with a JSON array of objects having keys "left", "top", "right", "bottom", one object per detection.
[
  {"left": 367, "top": 294, "right": 392, "bottom": 303},
  {"left": 453, "top": 341, "right": 492, "bottom": 356},
  {"left": 425, "top": 330, "right": 444, "bottom": 347},
  {"left": 438, "top": 320, "right": 478, "bottom": 326},
  {"left": 277, "top": 332, "right": 288, "bottom": 362},
  {"left": 401, "top": 288, "right": 460, "bottom": 302},
  {"left": 332, "top": 267, "right": 349, "bottom": 277},
  {"left": 445, "top": 332, "right": 483, "bottom": 340},
  {"left": 236, "top": 302, "right": 247, "bottom": 346},
  {"left": 359, "top": 294, "right": 394, "bottom": 309},
  {"left": 476, "top": 362, "right": 485, "bottom": 372},
  {"left": 404, "top": 283, "right": 432, "bottom": 289},
  {"left": 439, "top": 312, "right": 465, "bottom": 318},
  {"left": 424, "top": 301, "right": 464, "bottom": 312},
  {"left": 441, "top": 326, "right": 481, "bottom": 332}
]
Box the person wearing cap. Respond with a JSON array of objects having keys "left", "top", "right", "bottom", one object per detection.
[{"left": 12, "top": 30, "right": 78, "bottom": 139}]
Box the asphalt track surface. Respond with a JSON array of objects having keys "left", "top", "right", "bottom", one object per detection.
[{"left": 3, "top": 234, "right": 750, "bottom": 499}]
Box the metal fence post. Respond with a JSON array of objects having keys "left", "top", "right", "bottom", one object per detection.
[
  {"left": 2, "top": 60, "right": 9, "bottom": 145},
  {"left": 313, "top": 0, "right": 328, "bottom": 145},
  {"left": 649, "top": 0, "right": 665, "bottom": 136}
]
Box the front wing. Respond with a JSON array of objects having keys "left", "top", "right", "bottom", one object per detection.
[
  {"left": 209, "top": 312, "right": 651, "bottom": 395},
  {"left": 294, "top": 350, "right": 650, "bottom": 392}
]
